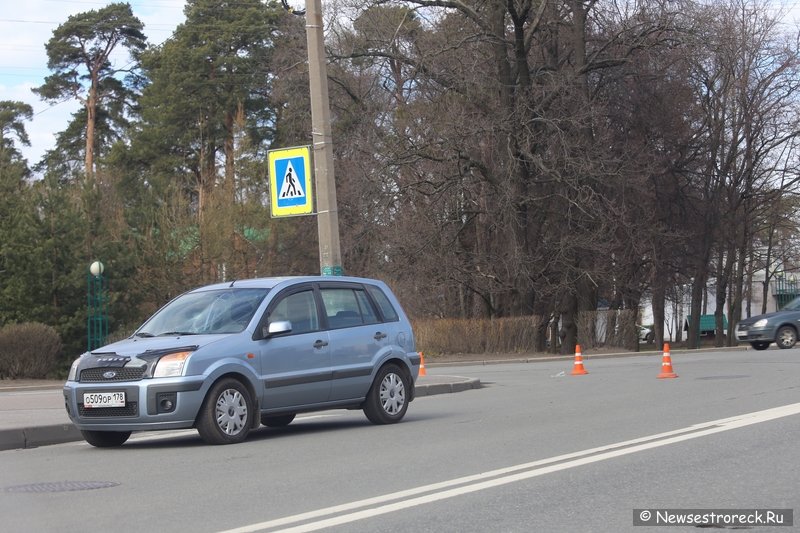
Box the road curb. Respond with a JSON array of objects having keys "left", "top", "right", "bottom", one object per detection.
[
  {"left": 0, "top": 424, "right": 81, "bottom": 451},
  {"left": 414, "top": 377, "right": 482, "bottom": 397}
]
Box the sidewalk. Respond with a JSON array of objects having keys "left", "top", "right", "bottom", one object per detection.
[{"left": 0, "top": 373, "right": 481, "bottom": 451}]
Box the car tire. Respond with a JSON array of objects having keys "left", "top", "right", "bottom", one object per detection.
[
  {"left": 81, "top": 430, "right": 131, "bottom": 448},
  {"left": 645, "top": 331, "right": 655, "bottom": 343},
  {"left": 260, "top": 414, "right": 295, "bottom": 428},
  {"left": 750, "top": 341, "right": 770, "bottom": 351},
  {"left": 196, "top": 378, "right": 253, "bottom": 445},
  {"left": 775, "top": 326, "right": 797, "bottom": 349},
  {"left": 363, "top": 363, "right": 409, "bottom": 425}
]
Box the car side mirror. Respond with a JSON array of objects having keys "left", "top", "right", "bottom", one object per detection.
[{"left": 263, "top": 320, "right": 292, "bottom": 338}]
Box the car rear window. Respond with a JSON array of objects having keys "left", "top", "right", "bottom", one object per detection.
[{"left": 365, "top": 285, "right": 399, "bottom": 322}]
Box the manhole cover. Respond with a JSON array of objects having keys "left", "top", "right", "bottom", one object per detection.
[{"left": 5, "top": 481, "right": 119, "bottom": 493}]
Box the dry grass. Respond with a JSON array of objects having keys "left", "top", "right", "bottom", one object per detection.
[
  {"left": 414, "top": 310, "right": 640, "bottom": 355},
  {"left": 413, "top": 316, "right": 546, "bottom": 355}
]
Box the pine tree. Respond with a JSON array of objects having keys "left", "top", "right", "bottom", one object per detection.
[{"left": 33, "top": 3, "right": 146, "bottom": 186}]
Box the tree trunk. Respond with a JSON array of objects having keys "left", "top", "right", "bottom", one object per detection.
[
  {"left": 714, "top": 244, "right": 735, "bottom": 347},
  {"left": 688, "top": 272, "right": 706, "bottom": 349},
  {"left": 624, "top": 293, "right": 641, "bottom": 352},
  {"left": 198, "top": 134, "right": 217, "bottom": 283},
  {"left": 652, "top": 284, "right": 666, "bottom": 346},
  {"left": 559, "top": 292, "right": 578, "bottom": 355},
  {"left": 728, "top": 220, "right": 749, "bottom": 345},
  {"left": 85, "top": 78, "right": 97, "bottom": 186}
]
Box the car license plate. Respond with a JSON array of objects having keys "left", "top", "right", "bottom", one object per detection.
[{"left": 83, "top": 392, "right": 126, "bottom": 408}]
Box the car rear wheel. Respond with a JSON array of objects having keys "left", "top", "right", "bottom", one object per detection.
[
  {"left": 196, "top": 378, "right": 253, "bottom": 445},
  {"left": 363, "top": 363, "right": 409, "bottom": 425},
  {"left": 776, "top": 326, "right": 797, "bottom": 349},
  {"left": 81, "top": 430, "right": 131, "bottom": 448},
  {"left": 750, "top": 341, "right": 770, "bottom": 351},
  {"left": 260, "top": 414, "right": 295, "bottom": 427}
]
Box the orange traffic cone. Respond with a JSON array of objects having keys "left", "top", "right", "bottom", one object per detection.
[
  {"left": 571, "top": 344, "right": 588, "bottom": 375},
  {"left": 418, "top": 352, "right": 427, "bottom": 377},
  {"left": 657, "top": 343, "right": 678, "bottom": 379}
]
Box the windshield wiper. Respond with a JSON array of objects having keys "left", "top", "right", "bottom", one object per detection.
[
  {"left": 157, "top": 331, "right": 197, "bottom": 337},
  {"left": 134, "top": 332, "right": 155, "bottom": 338}
]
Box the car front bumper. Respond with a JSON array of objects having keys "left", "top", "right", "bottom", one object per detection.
[
  {"left": 63, "top": 377, "right": 205, "bottom": 432},
  {"left": 736, "top": 325, "right": 776, "bottom": 342}
]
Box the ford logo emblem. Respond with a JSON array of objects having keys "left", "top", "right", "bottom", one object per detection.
[{"left": 103, "top": 371, "right": 117, "bottom": 379}]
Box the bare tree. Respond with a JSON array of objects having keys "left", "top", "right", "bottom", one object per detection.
[{"left": 678, "top": 0, "right": 800, "bottom": 346}]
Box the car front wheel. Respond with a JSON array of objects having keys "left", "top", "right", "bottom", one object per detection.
[
  {"left": 363, "top": 363, "right": 409, "bottom": 425},
  {"left": 750, "top": 341, "right": 770, "bottom": 351},
  {"left": 81, "top": 430, "right": 131, "bottom": 448},
  {"left": 196, "top": 378, "right": 253, "bottom": 445},
  {"left": 775, "top": 326, "right": 797, "bottom": 349}
]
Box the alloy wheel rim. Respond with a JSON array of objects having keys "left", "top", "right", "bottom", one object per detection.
[
  {"left": 379, "top": 373, "right": 405, "bottom": 415},
  {"left": 216, "top": 389, "right": 247, "bottom": 435}
]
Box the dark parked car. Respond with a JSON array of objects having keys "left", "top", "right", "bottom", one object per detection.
[
  {"left": 736, "top": 297, "right": 800, "bottom": 350},
  {"left": 64, "top": 276, "right": 420, "bottom": 447}
]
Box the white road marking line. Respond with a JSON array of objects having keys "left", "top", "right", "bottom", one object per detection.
[{"left": 219, "top": 402, "right": 800, "bottom": 533}]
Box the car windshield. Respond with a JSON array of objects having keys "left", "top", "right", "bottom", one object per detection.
[
  {"left": 782, "top": 296, "right": 800, "bottom": 311},
  {"left": 135, "top": 288, "right": 269, "bottom": 336}
]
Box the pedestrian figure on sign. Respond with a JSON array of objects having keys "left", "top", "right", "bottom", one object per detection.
[{"left": 282, "top": 168, "right": 299, "bottom": 198}]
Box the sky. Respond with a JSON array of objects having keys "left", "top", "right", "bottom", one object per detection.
[
  {"left": 0, "top": 0, "right": 186, "bottom": 166},
  {"left": 1, "top": 0, "right": 799, "bottom": 168}
]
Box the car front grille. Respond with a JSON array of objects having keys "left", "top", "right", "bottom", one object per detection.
[
  {"left": 78, "top": 402, "right": 138, "bottom": 418},
  {"left": 79, "top": 367, "right": 145, "bottom": 382}
]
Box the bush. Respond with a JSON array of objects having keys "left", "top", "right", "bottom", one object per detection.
[{"left": 0, "top": 323, "right": 63, "bottom": 379}]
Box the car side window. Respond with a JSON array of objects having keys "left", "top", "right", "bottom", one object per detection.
[
  {"left": 365, "top": 285, "right": 399, "bottom": 322},
  {"left": 270, "top": 290, "right": 318, "bottom": 334},
  {"left": 321, "top": 288, "right": 379, "bottom": 328}
]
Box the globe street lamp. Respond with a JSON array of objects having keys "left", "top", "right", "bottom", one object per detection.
[
  {"left": 87, "top": 261, "right": 108, "bottom": 350},
  {"left": 90, "top": 261, "right": 104, "bottom": 277}
]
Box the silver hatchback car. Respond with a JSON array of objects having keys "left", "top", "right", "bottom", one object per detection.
[{"left": 63, "top": 276, "right": 420, "bottom": 447}]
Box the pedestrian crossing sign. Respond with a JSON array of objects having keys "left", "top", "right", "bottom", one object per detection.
[{"left": 268, "top": 145, "right": 314, "bottom": 217}]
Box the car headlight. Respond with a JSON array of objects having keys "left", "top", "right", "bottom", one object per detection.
[
  {"left": 753, "top": 319, "right": 768, "bottom": 328},
  {"left": 153, "top": 351, "right": 192, "bottom": 378}
]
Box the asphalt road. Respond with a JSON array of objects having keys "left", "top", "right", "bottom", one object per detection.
[{"left": 1, "top": 349, "right": 798, "bottom": 533}]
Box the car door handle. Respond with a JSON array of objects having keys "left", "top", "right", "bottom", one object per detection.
[
  {"left": 313, "top": 339, "right": 329, "bottom": 349},
  {"left": 374, "top": 332, "right": 387, "bottom": 340}
]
